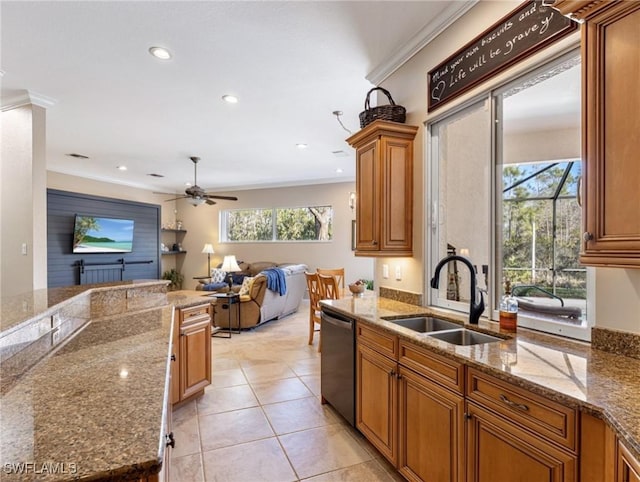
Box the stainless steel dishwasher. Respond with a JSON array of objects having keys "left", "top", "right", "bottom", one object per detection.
[{"left": 320, "top": 308, "right": 355, "bottom": 426}]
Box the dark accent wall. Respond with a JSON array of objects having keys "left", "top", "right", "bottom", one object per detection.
[{"left": 47, "top": 189, "right": 161, "bottom": 288}]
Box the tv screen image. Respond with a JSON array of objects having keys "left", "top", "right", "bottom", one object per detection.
[{"left": 73, "top": 215, "right": 134, "bottom": 253}]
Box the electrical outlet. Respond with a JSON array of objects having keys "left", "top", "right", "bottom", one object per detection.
[
  {"left": 395, "top": 266, "right": 402, "bottom": 280},
  {"left": 21, "top": 243, "right": 27, "bottom": 255},
  {"left": 382, "top": 264, "right": 389, "bottom": 278}
]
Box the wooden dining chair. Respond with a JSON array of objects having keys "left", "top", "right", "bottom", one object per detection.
[
  {"left": 305, "top": 271, "right": 322, "bottom": 351},
  {"left": 318, "top": 273, "right": 341, "bottom": 301},
  {"left": 317, "top": 268, "right": 345, "bottom": 292}
]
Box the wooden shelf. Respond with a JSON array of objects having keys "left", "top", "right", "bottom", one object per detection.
[
  {"left": 162, "top": 251, "right": 187, "bottom": 255},
  {"left": 161, "top": 229, "right": 187, "bottom": 234}
]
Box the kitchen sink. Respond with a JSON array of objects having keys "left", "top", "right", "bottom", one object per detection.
[
  {"left": 386, "top": 317, "right": 461, "bottom": 333},
  {"left": 426, "top": 329, "right": 502, "bottom": 346}
]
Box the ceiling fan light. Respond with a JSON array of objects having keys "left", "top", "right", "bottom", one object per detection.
[{"left": 187, "top": 197, "right": 205, "bottom": 206}]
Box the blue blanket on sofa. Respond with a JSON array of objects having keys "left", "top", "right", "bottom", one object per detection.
[{"left": 262, "top": 268, "right": 287, "bottom": 296}]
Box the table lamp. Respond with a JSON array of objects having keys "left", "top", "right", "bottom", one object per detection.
[
  {"left": 221, "top": 255, "right": 241, "bottom": 291},
  {"left": 201, "top": 243, "right": 215, "bottom": 276}
]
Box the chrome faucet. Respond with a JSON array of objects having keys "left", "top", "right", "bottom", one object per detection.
[{"left": 430, "top": 255, "right": 485, "bottom": 325}]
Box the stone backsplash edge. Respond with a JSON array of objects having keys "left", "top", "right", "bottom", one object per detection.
[{"left": 592, "top": 327, "right": 640, "bottom": 360}]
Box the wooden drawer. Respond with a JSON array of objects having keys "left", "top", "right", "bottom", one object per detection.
[
  {"left": 179, "top": 303, "right": 211, "bottom": 324},
  {"left": 357, "top": 323, "right": 398, "bottom": 360},
  {"left": 399, "top": 340, "right": 464, "bottom": 395},
  {"left": 466, "top": 368, "right": 577, "bottom": 452}
]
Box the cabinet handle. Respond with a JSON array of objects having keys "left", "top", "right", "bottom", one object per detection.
[
  {"left": 165, "top": 432, "right": 175, "bottom": 448},
  {"left": 389, "top": 369, "right": 395, "bottom": 378},
  {"left": 372, "top": 241, "right": 378, "bottom": 245},
  {"left": 583, "top": 232, "right": 593, "bottom": 242},
  {"left": 499, "top": 394, "right": 529, "bottom": 412},
  {"left": 171, "top": 354, "right": 176, "bottom": 361},
  {"left": 576, "top": 175, "right": 582, "bottom": 207},
  {"left": 396, "top": 372, "right": 402, "bottom": 380}
]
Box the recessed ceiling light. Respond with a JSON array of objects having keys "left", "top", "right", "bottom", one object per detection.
[
  {"left": 148, "top": 46, "right": 172, "bottom": 60},
  {"left": 222, "top": 94, "right": 239, "bottom": 104},
  {"left": 117, "top": 166, "right": 127, "bottom": 171},
  {"left": 336, "top": 168, "right": 343, "bottom": 174},
  {"left": 296, "top": 143, "right": 308, "bottom": 149}
]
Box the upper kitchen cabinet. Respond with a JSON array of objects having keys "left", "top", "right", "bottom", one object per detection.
[
  {"left": 347, "top": 120, "right": 418, "bottom": 257},
  {"left": 554, "top": 0, "right": 640, "bottom": 268}
]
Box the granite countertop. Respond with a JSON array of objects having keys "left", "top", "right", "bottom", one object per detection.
[
  {"left": 322, "top": 294, "right": 640, "bottom": 461},
  {"left": 0, "top": 280, "right": 169, "bottom": 337},
  {"left": 167, "top": 289, "right": 218, "bottom": 309},
  {"left": 0, "top": 305, "right": 173, "bottom": 481}
]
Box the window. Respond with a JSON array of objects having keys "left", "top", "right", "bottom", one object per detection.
[
  {"left": 221, "top": 206, "right": 333, "bottom": 242},
  {"left": 428, "top": 51, "right": 593, "bottom": 340}
]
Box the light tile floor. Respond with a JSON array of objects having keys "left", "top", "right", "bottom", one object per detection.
[{"left": 170, "top": 300, "right": 403, "bottom": 482}]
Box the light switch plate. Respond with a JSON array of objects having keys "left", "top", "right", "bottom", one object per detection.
[
  {"left": 383, "top": 264, "right": 389, "bottom": 278},
  {"left": 395, "top": 266, "right": 402, "bottom": 280}
]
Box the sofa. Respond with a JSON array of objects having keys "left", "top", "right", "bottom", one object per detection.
[
  {"left": 196, "top": 261, "right": 282, "bottom": 292},
  {"left": 211, "top": 263, "right": 307, "bottom": 329}
]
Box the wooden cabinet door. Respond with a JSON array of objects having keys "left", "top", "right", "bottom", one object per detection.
[
  {"left": 466, "top": 401, "right": 576, "bottom": 482},
  {"left": 180, "top": 317, "right": 211, "bottom": 400},
  {"left": 356, "top": 343, "right": 398, "bottom": 465},
  {"left": 618, "top": 441, "right": 640, "bottom": 482},
  {"left": 380, "top": 136, "right": 413, "bottom": 254},
  {"left": 355, "top": 138, "right": 380, "bottom": 253},
  {"left": 398, "top": 366, "right": 464, "bottom": 482},
  {"left": 580, "top": 1, "right": 640, "bottom": 267}
]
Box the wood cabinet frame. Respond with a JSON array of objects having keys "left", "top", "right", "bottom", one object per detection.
[
  {"left": 347, "top": 120, "right": 418, "bottom": 257},
  {"left": 554, "top": 0, "right": 640, "bottom": 267}
]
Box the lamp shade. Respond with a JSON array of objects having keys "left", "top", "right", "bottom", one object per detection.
[
  {"left": 201, "top": 243, "right": 215, "bottom": 254},
  {"left": 221, "top": 255, "right": 241, "bottom": 273}
]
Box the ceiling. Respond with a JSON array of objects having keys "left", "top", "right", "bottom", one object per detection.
[{"left": 1, "top": 1, "right": 476, "bottom": 196}]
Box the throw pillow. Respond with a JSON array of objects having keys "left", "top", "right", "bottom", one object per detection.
[
  {"left": 210, "top": 268, "right": 226, "bottom": 284},
  {"left": 238, "top": 276, "right": 255, "bottom": 296}
]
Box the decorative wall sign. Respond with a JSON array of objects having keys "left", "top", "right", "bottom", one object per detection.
[{"left": 428, "top": 1, "right": 577, "bottom": 112}]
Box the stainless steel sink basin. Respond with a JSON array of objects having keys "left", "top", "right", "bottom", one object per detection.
[
  {"left": 426, "top": 329, "right": 501, "bottom": 346},
  {"left": 386, "top": 317, "right": 461, "bottom": 333}
]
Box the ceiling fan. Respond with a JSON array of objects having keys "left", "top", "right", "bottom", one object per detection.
[{"left": 163, "top": 157, "right": 238, "bottom": 206}]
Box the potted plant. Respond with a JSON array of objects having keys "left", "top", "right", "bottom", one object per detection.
[{"left": 162, "top": 268, "right": 184, "bottom": 291}]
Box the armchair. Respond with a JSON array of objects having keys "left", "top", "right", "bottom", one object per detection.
[{"left": 212, "top": 274, "right": 268, "bottom": 329}]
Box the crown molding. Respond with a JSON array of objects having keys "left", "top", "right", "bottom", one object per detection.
[
  {"left": 1, "top": 90, "right": 57, "bottom": 112},
  {"left": 366, "top": 0, "right": 479, "bottom": 85}
]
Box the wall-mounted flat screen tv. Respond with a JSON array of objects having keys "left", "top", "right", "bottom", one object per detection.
[{"left": 73, "top": 215, "right": 134, "bottom": 253}]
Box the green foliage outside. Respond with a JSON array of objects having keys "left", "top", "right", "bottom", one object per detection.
[
  {"left": 502, "top": 162, "right": 585, "bottom": 299},
  {"left": 227, "top": 209, "right": 273, "bottom": 241},
  {"left": 277, "top": 206, "right": 333, "bottom": 241},
  {"left": 73, "top": 216, "right": 99, "bottom": 249},
  {"left": 226, "top": 206, "right": 333, "bottom": 242}
]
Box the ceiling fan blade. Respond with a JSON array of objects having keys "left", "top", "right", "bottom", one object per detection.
[
  {"left": 163, "top": 196, "right": 188, "bottom": 202},
  {"left": 205, "top": 199, "right": 217, "bottom": 206},
  {"left": 204, "top": 194, "right": 238, "bottom": 201}
]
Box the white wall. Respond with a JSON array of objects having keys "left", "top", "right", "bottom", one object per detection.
[
  {"left": 380, "top": 1, "right": 639, "bottom": 334},
  {"left": 504, "top": 127, "right": 580, "bottom": 164},
  {"left": 176, "top": 182, "right": 373, "bottom": 290},
  {"left": 1, "top": 104, "right": 47, "bottom": 297}
]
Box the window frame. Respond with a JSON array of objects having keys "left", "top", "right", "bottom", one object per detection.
[
  {"left": 426, "top": 48, "right": 594, "bottom": 341},
  {"left": 219, "top": 205, "right": 334, "bottom": 243}
]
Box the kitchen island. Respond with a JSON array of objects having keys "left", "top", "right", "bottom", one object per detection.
[{"left": 0, "top": 281, "right": 174, "bottom": 481}]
